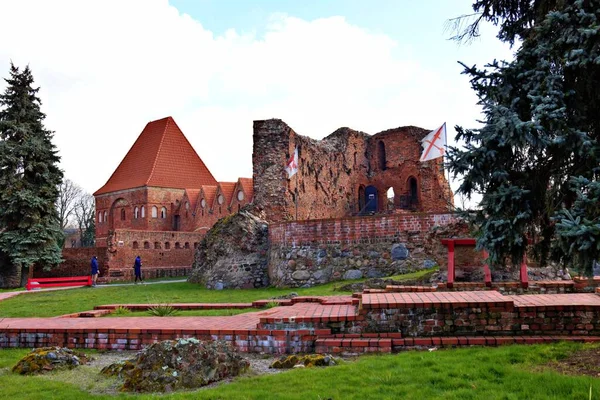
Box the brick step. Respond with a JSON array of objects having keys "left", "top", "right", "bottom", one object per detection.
[{"left": 384, "top": 285, "right": 437, "bottom": 293}]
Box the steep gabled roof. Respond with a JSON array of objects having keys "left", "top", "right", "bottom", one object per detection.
[
  {"left": 215, "top": 182, "right": 236, "bottom": 208},
  {"left": 238, "top": 177, "right": 254, "bottom": 201},
  {"left": 94, "top": 117, "right": 217, "bottom": 196},
  {"left": 184, "top": 189, "right": 201, "bottom": 210},
  {"left": 199, "top": 185, "right": 217, "bottom": 210}
]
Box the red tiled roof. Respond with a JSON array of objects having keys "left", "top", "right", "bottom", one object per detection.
[
  {"left": 238, "top": 177, "right": 254, "bottom": 201},
  {"left": 184, "top": 189, "right": 201, "bottom": 210},
  {"left": 216, "top": 182, "right": 236, "bottom": 208},
  {"left": 199, "top": 185, "right": 217, "bottom": 209},
  {"left": 94, "top": 117, "right": 217, "bottom": 196}
]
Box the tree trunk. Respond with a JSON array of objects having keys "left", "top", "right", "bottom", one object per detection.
[{"left": 0, "top": 260, "right": 23, "bottom": 289}]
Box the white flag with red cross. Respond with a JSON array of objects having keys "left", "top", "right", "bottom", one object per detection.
[
  {"left": 420, "top": 123, "right": 447, "bottom": 162},
  {"left": 285, "top": 147, "right": 299, "bottom": 179}
]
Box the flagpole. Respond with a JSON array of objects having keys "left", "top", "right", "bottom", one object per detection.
[{"left": 295, "top": 171, "right": 299, "bottom": 221}]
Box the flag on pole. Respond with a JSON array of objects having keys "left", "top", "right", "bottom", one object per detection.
[
  {"left": 285, "top": 147, "right": 299, "bottom": 179},
  {"left": 420, "top": 123, "right": 447, "bottom": 162}
]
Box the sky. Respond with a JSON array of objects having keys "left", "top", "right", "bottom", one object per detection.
[{"left": 0, "top": 0, "right": 515, "bottom": 197}]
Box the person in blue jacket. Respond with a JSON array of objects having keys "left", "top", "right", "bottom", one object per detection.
[
  {"left": 134, "top": 255, "right": 144, "bottom": 284},
  {"left": 90, "top": 256, "right": 99, "bottom": 287}
]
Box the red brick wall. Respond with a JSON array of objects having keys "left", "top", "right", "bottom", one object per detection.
[
  {"left": 106, "top": 229, "right": 202, "bottom": 270},
  {"left": 252, "top": 119, "right": 454, "bottom": 223},
  {"left": 95, "top": 187, "right": 186, "bottom": 246},
  {"left": 269, "top": 213, "right": 457, "bottom": 246},
  {"left": 35, "top": 247, "right": 108, "bottom": 278}
]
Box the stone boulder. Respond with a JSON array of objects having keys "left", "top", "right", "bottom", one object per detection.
[
  {"left": 188, "top": 206, "right": 270, "bottom": 289},
  {"left": 108, "top": 339, "right": 250, "bottom": 393},
  {"left": 12, "top": 347, "right": 90, "bottom": 375},
  {"left": 270, "top": 354, "right": 338, "bottom": 369}
]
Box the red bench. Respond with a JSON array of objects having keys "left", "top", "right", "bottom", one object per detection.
[{"left": 26, "top": 276, "right": 92, "bottom": 291}]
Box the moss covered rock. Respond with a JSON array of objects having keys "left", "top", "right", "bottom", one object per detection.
[
  {"left": 270, "top": 354, "right": 338, "bottom": 369},
  {"left": 12, "top": 347, "right": 90, "bottom": 375},
  {"left": 119, "top": 338, "right": 250, "bottom": 393}
]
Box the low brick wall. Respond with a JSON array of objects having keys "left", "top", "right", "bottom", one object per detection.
[
  {"left": 0, "top": 329, "right": 323, "bottom": 354},
  {"left": 359, "top": 293, "right": 600, "bottom": 337},
  {"left": 35, "top": 248, "right": 108, "bottom": 278},
  {"left": 268, "top": 213, "right": 459, "bottom": 287}
]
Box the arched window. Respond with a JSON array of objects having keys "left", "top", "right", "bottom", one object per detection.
[
  {"left": 120, "top": 208, "right": 126, "bottom": 221},
  {"left": 143, "top": 241, "right": 150, "bottom": 249},
  {"left": 386, "top": 187, "right": 395, "bottom": 210},
  {"left": 184, "top": 242, "right": 190, "bottom": 249},
  {"left": 132, "top": 241, "right": 139, "bottom": 249},
  {"left": 193, "top": 242, "right": 199, "bottom": 249},
  {"left": 201, "top": 199, "right": 206, "bottom": 208},
  {"left": 185, "top": 202, "right": 190, "bottom": 210},
  {"left": 218, "top": 194, "right": 224, "bottom": 205},
  {"left": 103, "top": 211, "right": 108, "bottom": 222},
  {"left": 161, "top": 207, "right": 167, "bottom": 218},
  {"left": 175, "top": 242, "right": 181, "bottom": 249},
  {"left": 134, "top": 207, "right": 139, "bottom": 219},
  {"left": 154, "top": 242, "right": 161, "bottom": 249},
  {"left": 164, "top": 242, "right": 171, "bottom": 250},
  {"left": 152, "top": 206, "right": 158, "bottom": 218},
  {"left": 98, "top": 212, "right": 102, "bottom": 223},
  {"left": 378, "top": 141, "right": 387, "bottom": 171},
  {"left": 141, "top": 206, "right": 145, "bottom": 218},
  {"left": 409, "top": 177, "right": 418, "bottom": 205},
  {"left": 358, "top": 185, "right": 365, "bottom": 212},
  {"left": 237, "top": 191, "right": 244, "bottom": 201}
]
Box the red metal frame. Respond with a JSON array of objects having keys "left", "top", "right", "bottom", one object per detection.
[
  {"left": 440, "top": 238, "right": 528, "bottom": 288},
  {"left": 26, "top": 276, "right": 92, "bottom": 291}
]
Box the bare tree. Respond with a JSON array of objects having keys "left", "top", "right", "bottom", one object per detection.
[
  {"left": 56, "top": 179, "right": 83, "bottom": 230},
  {"left": 73, "top": 194, "right": 95, "bottom": 247}
]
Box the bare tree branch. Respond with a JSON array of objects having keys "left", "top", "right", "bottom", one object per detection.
[
  {"left": 73, "top": 194, "right": 95, "bottom": 247},
  {"left": 56, "top": 179, "right": 83, "bottom": 230}
]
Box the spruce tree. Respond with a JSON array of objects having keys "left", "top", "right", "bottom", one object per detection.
[
  {"left": 0, "top": 63, "right": 64, "bottom": 288},
  {"left": 447, "top": 0, "right": 600, "bottom": 274}
]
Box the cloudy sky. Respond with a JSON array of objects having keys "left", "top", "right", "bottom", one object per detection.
[{"left": 0, "top": 0, "right": 514, "bottom": 195}]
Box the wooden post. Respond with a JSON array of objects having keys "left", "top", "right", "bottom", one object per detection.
[
  {"left": 447, "top": 240, "right": 455, "bottom": 289},
  {"left": 520, "top": 254, "right": 529, "bottom": 288},
  {"left": 483, "top": 250, "right": 492, "bottom": 287}
]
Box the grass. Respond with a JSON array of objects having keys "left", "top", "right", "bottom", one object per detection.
[
  {"left": 106, "top": 308, "right": 258, "bottom": 317},
  {"left": 0, "top": 268, "right": 435, "bottom": 318},
  {"left": 1, "top": 342, "right": 600, "bottom": 399}
]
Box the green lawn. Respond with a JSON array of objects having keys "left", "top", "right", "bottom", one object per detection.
[
  {"left": 108, "top": 308, "right": 258, "bottom": 317},
  {"left": 0, "top": 269, "right": 435, "bottom": 318},
  {"left": 0, "top": 343, "right": 599, "bottom": 399}
]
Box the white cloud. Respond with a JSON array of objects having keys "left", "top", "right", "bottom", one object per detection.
[{"left": 0, "top": 0, "right": 514, "bottom": 199}]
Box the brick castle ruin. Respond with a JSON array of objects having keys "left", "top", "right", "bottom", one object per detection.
[{"left": 54, "top": 116, "right": 457, "bottom": 283}]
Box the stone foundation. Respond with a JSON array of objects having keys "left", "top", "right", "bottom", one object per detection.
[{"left": 268, "top": 213, "right": 458, "bottom": 287}]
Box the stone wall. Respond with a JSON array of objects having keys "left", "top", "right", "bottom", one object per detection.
[
  {"left": 252, "top": 119, "right": 453, "bottom": 223},
  {"left": 268, "top": 213, "right": 459, "bottom": 287},
  {"left": 188, "top": 209, "right": 270, "bottom": 289}
]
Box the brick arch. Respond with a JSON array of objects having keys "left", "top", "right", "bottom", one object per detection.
[{"left": 109, "top": 197, "right": 130, "bottom": 230}]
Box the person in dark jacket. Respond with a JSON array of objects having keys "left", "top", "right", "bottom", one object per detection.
[
  {"left": 90, "top": 256, "right": 99, "bottom": 287},
  {"left": 134, "top": 255, "right": 144, "bottom": 284}
]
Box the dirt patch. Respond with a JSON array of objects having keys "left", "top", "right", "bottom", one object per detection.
[
  {"left": 37, "top": 350, "right": 285, "bottom": 395},
  {"left": 544, "top": 346, "right": 600, "bottom": 377}
]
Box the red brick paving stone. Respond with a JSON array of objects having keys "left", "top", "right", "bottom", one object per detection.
[{"left": 361, "top": 291, "right": 513, "bottom": 310}]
